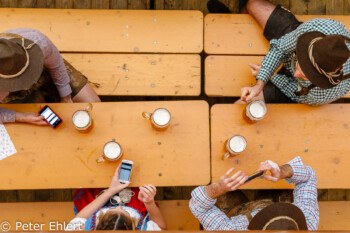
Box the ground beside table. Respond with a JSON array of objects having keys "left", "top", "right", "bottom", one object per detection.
[
  {"left": 211, "top": 104, "right": 350, "bottom": 189},
  {"left": 1, "top": 101, "right": 210, "bottom": 189}
]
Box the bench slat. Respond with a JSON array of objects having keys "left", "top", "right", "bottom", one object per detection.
[
  {"left": 0, "top": 200, "right": 199, "bottom": 231},
  {"left": 205, "top": 14, "right": 350, "bottom": 55},
  {"left": 205, "top": 55, "right": 350, "bottom": 98},
  {"left": 1, "top": 9, "right": 203, "bottom": 53},
  {"left": 211, "top": 104, "right": 350, "bottom": 189},
  {"left": 319, "top": 201, "right": 350, "bottom": 230},
  {"left": 63, "top": 53, "right": 201, "bottom": 96},
  {"left": 1, "top": 101, "right": 210, "bottom": 189}
]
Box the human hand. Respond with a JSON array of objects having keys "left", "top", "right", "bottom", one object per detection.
[
  {"left": 15, "top": 112, "right": 48, "bottom": 126},
  {"left": 208, "top": 168, "right": 248, "bottom": 198},
  {"left": 248, "top": 63, "right": 261, "bottom": 77},
  {"left": 240, "top": 80, "right": 265, "bottom": 103},
  {"left": 107, "top": 164, "right": 130, "bottom": 195},
  {"left": 138, "top": 184, "right": 157, "bottom": 205},
  {"left": 257, "top": 160, "right": 282, "bottom": 182},
  {"left": 60, "top": 95, "right": 73, "bottom": 103}
]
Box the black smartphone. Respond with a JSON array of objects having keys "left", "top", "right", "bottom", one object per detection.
[
  {"left": 39, "top": 105, "right": 63, "bottom": 129},
  {"left": 119, "top": 160, "right": 133, "bottom": 183},
  {"left": 244, "top": 171, "right": 265, "bottom": 184}
]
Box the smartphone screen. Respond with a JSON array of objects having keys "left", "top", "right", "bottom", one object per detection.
[
  {"left": 39, "top": 106, "right": 62, "bottom": 128},
  {"left": 244, "top": 171, "right": 265, "bottom": 184},
  {"left": 119, "top": 162, "right": 133, "bottom": 182}
]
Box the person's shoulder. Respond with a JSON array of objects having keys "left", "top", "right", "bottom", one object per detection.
[{"left": 305, "top": 18, "right": 346, "bottom": 28}]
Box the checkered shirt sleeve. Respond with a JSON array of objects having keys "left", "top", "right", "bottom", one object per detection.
[
  {"left": 271, "top": 74, "right": 350, "bottom": 105},
  {"left": 286, "top": 156, "right": 319, "bottom": 230},
  {"left": 189, "top": 186, "right": 250, "bottom": 230},
  {"left": 257, "top": 18, "right": 349, "bottom": 83}
]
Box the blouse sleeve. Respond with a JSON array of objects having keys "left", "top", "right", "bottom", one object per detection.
[
  {"left": 65, "top": 217, "right": 86, "bottom": 231},
  {"left": 146, "top": 220, "right": 162, "bottom": 231}
]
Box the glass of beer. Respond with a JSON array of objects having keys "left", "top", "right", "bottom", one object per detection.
[
  {"left": 72, "top": 103, "right": 93, "bottom": 133},
  {"left": 243, "top": 100, "right": 267, "bottom": 124},
  {"left": 223, "top": 135, "right": 247, "bottom": 160},
  {"left": 142, "top": 108, "right": 171, "bottom": 130},
  {"left": 96, "top": 139, "right": 123, "bottom": 163}
]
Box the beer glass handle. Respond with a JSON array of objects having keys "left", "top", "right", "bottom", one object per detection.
[
  {"left": 86, "top": 103, "right": 93, "bottom": 113},
  {"left": 96, "top": 156, "right": 105, "bottom": 163},
  {"left": 142, "top": 112, "right": 151, "bottom": 120},
  {"left": 223, "top": 152, "right": 231, "bottom": 160}
]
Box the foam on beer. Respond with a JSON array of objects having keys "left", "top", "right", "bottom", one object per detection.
[
  {"left": 249, "top": 102, "right": 266, "bottom": 118},
  {"left": 104, "top": 142, "right": 121, "bottom": 159},
  {"left": 229, "top": 136, "right": 246, "bottom": 153},
  {"left": 153, "top": 108, "right": 171, "bottom": 126},
  {"left": 73, "top": 111, "right": 90, "bottom": 128}
]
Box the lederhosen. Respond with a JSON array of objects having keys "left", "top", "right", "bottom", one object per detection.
[
  {"left": 0, "top": 33, "right": 89, "bottom": 104},
  {"left": 262, "top": 5, "right": 303, "bottom": 103}
]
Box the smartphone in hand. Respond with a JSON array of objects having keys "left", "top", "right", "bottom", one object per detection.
[
  {"left": 119, "top": 160, "right": 133, "bottom": 183},
  {"left": 39, "top": 105, "right": 63, "bottom": 129}
]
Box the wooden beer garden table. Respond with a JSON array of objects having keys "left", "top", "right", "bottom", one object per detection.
[
  {"left": 0, "top": 101, "right": 210, "bottom": 189},
  {"left": 211, "top": 104, "right": 350, "bottom": 189}
]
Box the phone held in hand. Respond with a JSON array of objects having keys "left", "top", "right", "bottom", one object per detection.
[
  {"left": 119, "top": 160, "right": 133, "bottom": 183},
  {"left": 244, "top": 171, "right": 265, "bottom": 184},
  {"left": 39, "top": 105, "right": 63, "bottom": 129}
]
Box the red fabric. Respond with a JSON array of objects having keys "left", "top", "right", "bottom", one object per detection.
[
  {"left": 73, "top": 188, "right": 148, "bottom": 218},
  {"left": 74, "top": 188, "right": 104, "bottom": 213}
]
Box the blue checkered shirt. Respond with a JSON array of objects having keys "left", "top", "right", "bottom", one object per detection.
[
  {"left": 189, "top": 157, "right": 319, "bottom": 230},
  {"left": 256, "top": 18, "right": 350, "bottom": 105}
]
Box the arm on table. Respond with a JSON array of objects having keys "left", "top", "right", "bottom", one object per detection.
[
  {"left": 189, "top": 169, "right": 248, "bottom": 230},
  {"left": 138, "top": 184, "right": 166, "bottom": 230}
]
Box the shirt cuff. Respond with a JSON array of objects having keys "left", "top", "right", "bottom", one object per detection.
[
  {"left": 192, "top": 186, "right": 216, "bottom": 207},
  {"left": 256, "top": 72, "right": 270, "bottom": 83},
  {"left": 0, "top": 108, "right": 16, "bottom": 123},
  {"left": 65, "top": 217, "right": 86, "bottom": 231},
  {"left": 57, "top": 83, "right": 72, "bottom": 98},
  {"left": 285, "top": 156, "right": 304, "bottom": 184}
]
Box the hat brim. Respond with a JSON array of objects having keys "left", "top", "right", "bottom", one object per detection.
[
  {"left": 0, "top": 38, "right": 44, "bottom": 92},
  {"left": 248, "top": 203, "right": 308, "bottom": 230},
  {"left": 296, "top": 31, "right": 338, "bottom": 89}
]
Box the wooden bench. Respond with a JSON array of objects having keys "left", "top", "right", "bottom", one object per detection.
[
  {"left": 0, "top": 8, "right": 203, "bottom": 96},
  {"left": 1, "top": 101, "right": 210, "bottom": 189},
  {"left": 1, "top": 200, "right": 349, "bottom": 231},
  {"left": 0, "top": 200, "right": 200, "bottom": 231},
  {"left": 204, "top": 14, "right": 350, "bottom": 55},
  {"left": 211, "top": 104, "right": 350, "bottom": 189},
  {"left": 204, "top": 14, "right": 350, "bottom": 98}
]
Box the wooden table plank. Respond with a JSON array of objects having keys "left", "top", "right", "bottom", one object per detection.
[
  {"left": 211, "top": 104, "right": 350, "bottom": 189},
  {"left": 205, "top": 55, "right": 350, "bottom": 98},
  {"left": 205, "top": 55, "right": 263, "bottom": 97},
  {"left": 63, "top": 53, "right": 201, "bottom": 96},
  {"left": 0, "top": 200, "right": 199, "bottom": 231},
  {"left": 0, "top": 8, "right": 203, "bottom": 53},
  {"left": 1, "top": 101, "right": 210, "bottom": 189},
  {"left": 204, "top": 14, "right": 350, "bottom": 55}
]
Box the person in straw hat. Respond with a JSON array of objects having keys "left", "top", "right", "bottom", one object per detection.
[
  {"left": 0, "top": 28, "right": 100, "bottom": 125},
  {"left": 190, "top": 157, "right": 318, "bottom": 230},
  {"left": 208, "top": 0, "right": 350, "bottom": 105}
]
